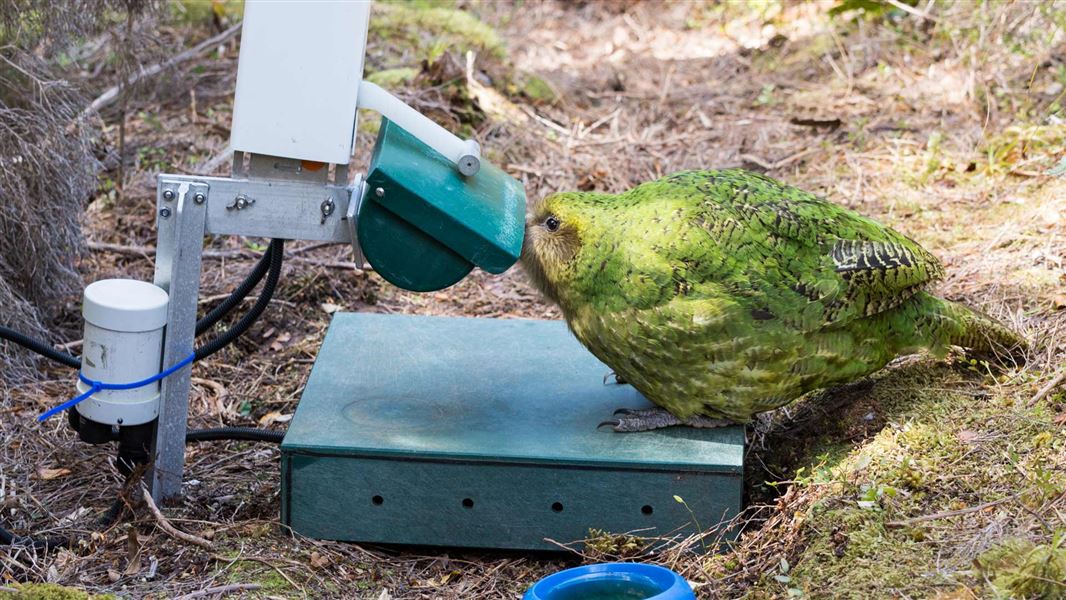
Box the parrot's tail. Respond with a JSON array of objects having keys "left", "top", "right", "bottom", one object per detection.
[{"left": 901, "top": 292, "right": 1027, "bottom": 362}]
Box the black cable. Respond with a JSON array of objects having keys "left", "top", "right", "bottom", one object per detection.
[
  {"left": 2, "top": 240, "right": 278, "bottom": 370},
  {"left": 1, "top": 425, "right": 285, "bottom": 551},
  {"left": 0, "top": 325, "right": 81, "bottom": 369},
  {"left": 194, "top": 238, "right": 284, "bottom": 363},
  {"left": 186, "top": 426, "right": 285, "bottom": 444},
  {"left": 3, "top": 240, "right": 285, "bottom": 550},
  {"left": 195, "top": 244, "right": 273, "bottom": 336},
  {"left": 0, "top": 525, "right": 71, "bottom": 551}
]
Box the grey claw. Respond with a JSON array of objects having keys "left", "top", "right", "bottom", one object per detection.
[
  {"left": 603, "top": 373, "right": 615, "bottom": 385},
  {"left": 598, "top": 420, "right": 620, "bottom": 429},
  {"left": 613, "top": 408, "right": 634, "bottom": 416}
]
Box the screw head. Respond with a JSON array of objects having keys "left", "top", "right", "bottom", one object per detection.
[
  {"left": 193, "top": 192, "right": 206, "bottom": 205},
  {"left": 162, "top": 189, "right": 175, "bottom": 201},
  {"left": 375, "top": 187, "right": 385, "bottom": 198},
  {"left": 159, "top": 207, "right": 172, "bottom": 218}
]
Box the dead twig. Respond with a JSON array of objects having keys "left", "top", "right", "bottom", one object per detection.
[
  {"left": 1029, "top": 368, "right": 1066, "bottom": 406},
  {"left": 289, "top": 256, "right": 365, "bottom": 273},
  {"left": 789, "top": 117, "right": 843, "bottom": 131},
  {"left": 55, "top": 339, "right": 82, "bottom": 351},
  {"left": 172, "top": 583, "right": 262, "bottom": 600},
  {"left": 82, "top": 22, "right": 243, "bottom": 119},
  {"left": 87, "top": 241, "right": 365, "bottom": 273},
  {"left": 884, "top": 0, "right": 938, "bottom": 22},
  {"left": 739, "top": 148, "right": 819, "bottom": 171},
  {"left": 196, "top": 146, "right": 233, "bottom": 175},
  {"left": 141, "top": 486, "right": 214, "bottom": 550},
  {"left": 885, "top": 495, "right": 1016, "bottom": 528},
  {"left": 212, "top": 554, "right": 302, "bottom": 590},
  {"left": 87, "top": 241, "right": 156, "bottom": 259}
]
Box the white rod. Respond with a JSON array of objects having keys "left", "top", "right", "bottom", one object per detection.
[{"left": 358, "top": 80, "right": 479, "bottom": 172}]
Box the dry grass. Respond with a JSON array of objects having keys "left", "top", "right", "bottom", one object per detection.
[
  {"left": 2, "top": 1, "right": 1065, "bottom": 598},
  {"left": 0, "top": 0, "right": 169, "bottom": 386},
  {"left": 0, "top": 47, "right": 97, "bottom": 384}
]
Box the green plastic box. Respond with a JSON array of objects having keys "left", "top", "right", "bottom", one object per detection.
[{"left": 281, "top": 313, "right": 744, "bottom": 551}]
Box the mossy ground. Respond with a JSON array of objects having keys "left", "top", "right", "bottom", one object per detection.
[
  {"left": 0, "top": 584, "right": 113, "bottom": 600},
  {"left": 725, "top": 359, "right": 1065, "bottom": 598},
  {"left": 3, "top": 1, "right": 1064, "bottom": 598}
]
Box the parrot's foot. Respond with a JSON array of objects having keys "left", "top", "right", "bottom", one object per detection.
[
  {"left": 599, "top": 407, "right": 733, "bottom": 432},
  {"left": 602, "top": 371, "right": 628, "bottom": 385}
]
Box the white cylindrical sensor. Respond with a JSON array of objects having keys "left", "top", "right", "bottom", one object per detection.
[{"left": 76, "top": 279, "right": 170, "bottom": 426}]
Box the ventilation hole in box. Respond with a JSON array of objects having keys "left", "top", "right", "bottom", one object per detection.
[
  {"left": 551, "top": 502, "right": 564, "bottom": 513},
  {"left": 641, "top": 505, "right": 653, "bottom": 515},
  {"left": 371, "top": 495, "right": 384, "bottom": 506},
  {"left": 462, "top": 498, "right": 474, "bottom": 509}
]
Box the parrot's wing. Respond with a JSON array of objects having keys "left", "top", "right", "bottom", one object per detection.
[{"left": 666, "top": 170, "right": 944, "bottom": 329}]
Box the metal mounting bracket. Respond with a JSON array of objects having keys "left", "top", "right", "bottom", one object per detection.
[
  {"left": 151, "top": 180, "right": 208, "bottom": 502},
  {"left": 149, "top": 165, "right": 363, "bottom": 502}
]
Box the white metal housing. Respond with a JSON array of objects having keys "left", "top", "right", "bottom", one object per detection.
[
  {"left": 230, "top": 0, "right": 371, "bottom": 165},
  {"left": 78, "top": 279, "right": 169, "bottom": 426}
]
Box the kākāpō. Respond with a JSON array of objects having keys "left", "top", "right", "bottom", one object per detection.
[{"left": 521, "top": 169, "right": 1025, "bottom": 432}]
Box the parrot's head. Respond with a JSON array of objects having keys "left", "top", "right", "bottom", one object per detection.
[{"left": 521, "top": 192, "right": 594, "bottom": 305}]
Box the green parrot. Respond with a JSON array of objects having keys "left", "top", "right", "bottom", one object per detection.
[{"left": 521, "top": 169, "right": 1025, "bottom": 432}]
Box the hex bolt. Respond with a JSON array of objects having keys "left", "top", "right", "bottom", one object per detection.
[
  {"left": 375, "top": 187, "right": 385, "bottom": 198},
  {"left": 162, "top": 189, "right": 175, "bottom": 201},
  {"left": 159, "top": 207, "right": 172, "bottom": 219},
  {"left": 193, "top": 192, "right": 206, "bottom": 205}
]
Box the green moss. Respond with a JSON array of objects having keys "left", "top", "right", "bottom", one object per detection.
[
  {"left": 368, "top": 2, "right": 505, "bottom": 69},
  {"left": 756, "top": 32, "right": 836, "bottom": 73},
  {"left": 0, "top": 584, "right": 113, "bottom": 600},
  {"left": 218, "top": 557, "right": 295, "bottom": 596},
  {"left": 169, "top": 0, "right": 244, "bottom": 27},
  {"left": 359, "top": 2, "right": 514, "bottom": 131},
  {"left": 982, "top": 123, "right": 1066, "bottom": 174},
  {"left": 739, "top": 356, "right": 1066, "bottom": 599},
  {"left": 787, "top": 506, "right": 947, "bottom": 599},
  {"left": 977, "top": 536, "right": 1066, "bottom": 599},
  {"left": 509, "top": 73, "right": 558, "bottom": 105},
  {"left": 583, "top": 528, "right": 651, "bottom": 559},
  {"left": 365, "top": 67, "right": 419, "bottom": 88}
]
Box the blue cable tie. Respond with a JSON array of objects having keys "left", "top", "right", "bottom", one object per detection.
[{"left": 37, "top": 352, "right": 196, "bottom": 422}]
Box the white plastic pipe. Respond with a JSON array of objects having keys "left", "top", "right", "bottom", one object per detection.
[{"left": 358, "top": 80, "right": 481, "bottom": 175}]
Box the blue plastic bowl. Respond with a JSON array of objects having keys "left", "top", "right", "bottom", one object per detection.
[{"left": 523, "top": 563, "right": 695, "bottom": 600}]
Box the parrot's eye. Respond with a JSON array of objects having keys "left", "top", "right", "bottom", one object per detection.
[{"left": 544, "top": 216, "right": 561, "bottom": 232}]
